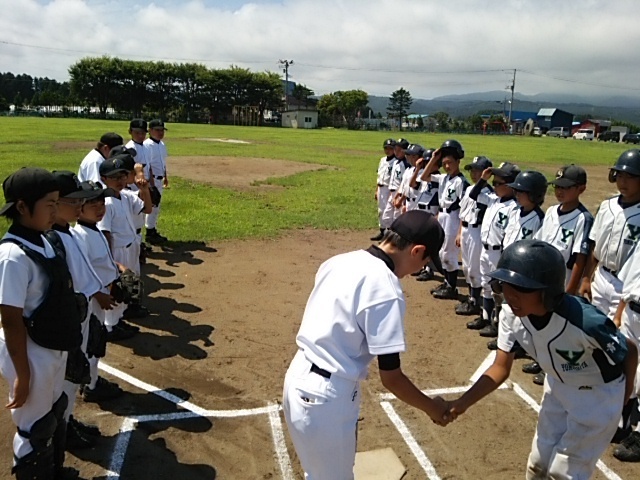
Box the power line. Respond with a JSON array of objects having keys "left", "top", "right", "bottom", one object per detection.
[{"left": 519, "top": 69, "right": 640, "bottom": 92}]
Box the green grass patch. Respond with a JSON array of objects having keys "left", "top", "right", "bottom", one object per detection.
[{"left": 0, "top": 118, "right": 631, "bottom": 241}]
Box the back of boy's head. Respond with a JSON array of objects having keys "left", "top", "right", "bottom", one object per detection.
[{"left": 489, "top": 240, "right": 565, "bottom": 311}]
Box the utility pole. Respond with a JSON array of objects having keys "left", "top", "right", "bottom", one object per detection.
[
  {"left": 279, "top": 59, "right": 294, "bottom": 111},
  {"left": 508, "top": 69, "right": 516, "bottom": 134}
]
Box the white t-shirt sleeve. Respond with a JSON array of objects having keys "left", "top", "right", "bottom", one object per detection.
[
  {"left": 98, "top": 201, "right": 114, "bottom": 232},
  {"left": 359, "top": 299, "right": 406, "bottom": 356},
  {"left": 497, "top": 307, "right": 517, "bottom": 353},
  {"left": 0, "top": 255, "right": 29, "bottom": 309}
]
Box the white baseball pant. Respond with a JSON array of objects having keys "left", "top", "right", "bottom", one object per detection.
[
  {"left": 145, "top": 182, "right": 164, "bottom": 229},
  {"left": 621, "top": 306, "right": 640, "bottom": 431},
  {"left": 0, "top": 335, "right": 67, "bottom": 460},
  {"left": 591, "top": 266, "right": 623, "bottom": 319},
  {"left": 381, "top": 191, "right": 400, "bottom": 228},
  {"left": 377, "top": 186, "right": 391, "bottom": 228},
  {"left": 437, "top": 210, "right": 461, "bottom": 272},
  {"left": 526, "top": 374, "right": 624, "bottom": 480},
  {"left": 283, "top": 350, "right": 360, "bottom": 480},
  {"left": 461, "top": 225, "right": 482, "bottom": 288}
]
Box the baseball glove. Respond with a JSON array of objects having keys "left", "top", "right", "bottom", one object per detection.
[
  {"left": 86, "top": 314, "right": 107, "bottom": 359},
  {"left": 111, "top": 269, "right": 143, "bottom": 304},
  {"left": 150, "top": 186, "right": 162, "bottom": 207}
]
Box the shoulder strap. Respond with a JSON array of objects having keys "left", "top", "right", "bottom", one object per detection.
[
  {"left": 0, "top": 238, "right": 49, "bottom": 270},
  {"left": 43, "top": 230, "right": 67, "bottom": 261}
]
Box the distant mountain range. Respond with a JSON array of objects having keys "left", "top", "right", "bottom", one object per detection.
[{"left": 367, "top": 90, "right": 640, "bottom": 125}]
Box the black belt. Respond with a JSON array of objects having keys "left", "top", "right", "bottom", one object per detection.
[
  {"left": 602, "top": 266, "right": 618, "bottom": 278},
  {"left": 439, "top": 206, "right": 460, "bottom": 214},
  {"left": 154, "top": 176, "right": 164, "bottom": 180},
  {"left": 136, "top": 228, "right": 142, "bottom": 234},
  {"left": 125, "top": 242, "right": 133, "bottom": 248},
  {"left": 462, "top": 221, "right": 480, "bottom": 228},
  {"left": 630, "top": 301, "right": 640, "bottom": 314},
  {"left": 483, "top": 244, "right": 501, "bottom": 251},
  {"left": 310, "top": 363, "right": 331, "bottom": 379}
]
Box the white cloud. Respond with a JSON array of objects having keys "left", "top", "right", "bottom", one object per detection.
[{"left": 1, "top": 0, "right": 640, "bottom": 100}]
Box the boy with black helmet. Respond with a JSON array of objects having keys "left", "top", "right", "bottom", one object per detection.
[
  {"left": 444, "top": 240, "right": 637, "bottom": 480},
  {"left": 372, "top": 139, "right": 397, "bottom": 241}
]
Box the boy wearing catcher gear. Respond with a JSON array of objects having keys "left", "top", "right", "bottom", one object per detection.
[
  {"left": 372, "top": 138, "right": 396, "bottom": 241},
  {"left": 0, "top": 168, "right": 83, "bottom": 480},
  {"left": 579, "top": 149, "right": 640, "bottom": 319},
  {"left": 419, "top": 140, "right": 469, "bottom": 300},
  {"left": 465, "top": 162, "right": 519, "bottom": 333},
  {"left": 144, "top": 119, "right": 170, "bottom": 244},
  {"left": 283, "top": 210, "right": 448, "bottom": 479},
  {"left": 445, "top": 240, "right": 637, "bottom": 480},
  {"left": 455, "top": 156, "right": 493, "bottom": 316}
]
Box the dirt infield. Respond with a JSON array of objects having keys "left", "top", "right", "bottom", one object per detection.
[{"left": 1, "top": 228, "right": 637, "bottom": 479}]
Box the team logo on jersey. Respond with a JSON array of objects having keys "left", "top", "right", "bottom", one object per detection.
[
  {"left": 560, "top": 228, "right": 574, "bottom": 244},
  {"left": 556, "top": 349, "right": 587, "bottom": 372},
  {"left": 395, "top": 170, "right": 402, "bottom": 179},
  {"left": 447, "top": 187, "right": 456, "bottom": 200},
  {"left": 497, "top": 212, "right": 509, "bottom": 227},
  {"left": 627, "top": 225, "right": 640, "bottom": 242},
  {"left": 521, "top": 228, "right": 533, "bottom": 239}
]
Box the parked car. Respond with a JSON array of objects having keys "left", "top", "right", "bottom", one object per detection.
[
  {"left": 532, "top": 126, "right": 542, "bottom": 137},
  {"left": 598, "top": 130, "right": 621, "bottom": 142},
  {"left": 546, "top": 126, "right": 570, "bottom": 138},
  {"left": 623, "top": 133, "right": 640, "bottom": 144},
  {"left": 573, "top": 129, "right": 594, "bottom": 140}
]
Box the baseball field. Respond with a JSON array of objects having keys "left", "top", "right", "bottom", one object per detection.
[{"left": 0, "top": 117, "right": 637, "bottom": 479}]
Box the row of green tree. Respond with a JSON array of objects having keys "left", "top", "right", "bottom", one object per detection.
[{"left": 0, "top": 72, "right": 70, "bottom": 112}]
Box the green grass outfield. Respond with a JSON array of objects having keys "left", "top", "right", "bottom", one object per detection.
[{"left": 0, "top": 117, "right": 631, "bottom": 241}]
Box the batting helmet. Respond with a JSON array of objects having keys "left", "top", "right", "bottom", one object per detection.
[
  {"left": 396, "top": 138, "right": 410, "bottom": 149},
  {"left": 440, "top": 139, "right": 465, "bottom": 160},
  {"left": 507, "top": 171, "right": 548, "bottom": 205},
  {"left": 609, "top": 149, "right": 640, "bottom": 183},
  {"left": 383, "top": 138, "right": 396, "bottom": 149},
  {"left": 423, "top": 148, "right": 435, "bottom": 161},
  {"left": 488, "top": 240, "right": 566, "bottom": 311}
]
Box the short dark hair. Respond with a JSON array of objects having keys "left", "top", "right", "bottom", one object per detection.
[
  {"left": 1, "top": 198, "right": 38, "bottom": 221},
  {"left": 381, "top": 230, "right": 429, "bottom": 259}
]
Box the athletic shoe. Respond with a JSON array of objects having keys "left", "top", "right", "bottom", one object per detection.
[
  {"left": 370, "top": 231, "right": 384, "bottom": 242},
  {"left": 613, "top": 432, "right": 640, "bottom": 462},
  {"left": 433, "top": 285, "right": 458, "bottom": 300},
  {"left": 123, "top": 305, "right": 149, "bottom": 320},
  {"left": 430, "top": 282, "right": 447, "bottom": 294},
  {"left": 416, "top": 269, "right": 434, "bottom": 282},
  {"left": 479, "top": 323, "right": 499, "bottom": 338},
  {"left": 66, "top": 419, "right": 96, "bottom": 450},
  {"left": 522, "top": 362, "right": 542, "bottom": 374},
  {"left": 455, "top": 300, "right": 481, "bottom": 316},
  {"left": 82, "top": 377, "right": 124, "bottom": 402},
  {"left": 532, "top": 372, "right": 546, "bottom": 385},
  {"left": 106, "top": 324, "right": 136, "bottom": 342},
  {"left": 146, "top": 230, "right": 166, "bottom": 245},
  {"left": 69, "top": 416, "right": 100, "bottom": 437},
  {"left": 487, "top": 339, "right": 498, "bottom": 350},
  {"left": 612, "top": 426, "right": 632, "bottom": 444},
  {"left": 466, "top": 317, "right": 489, "bottom": 330},
  {"left": 55, "top": 466, "right": 80, "bottom": 480},
  {"left": 118, "top": 319, "right": 140, "bottom": 332}
]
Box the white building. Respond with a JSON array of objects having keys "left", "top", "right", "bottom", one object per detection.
[{"left": 281, "top": 109, "right": 318, "bottom": 129}]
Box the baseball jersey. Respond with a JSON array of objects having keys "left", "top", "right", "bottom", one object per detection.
[
  {"left": 71, "top": 222, "right": 120, "bottom": 293},
  {"left": 502, "top": 207, "right": 545, "bottom": 249},
  {"left": 498, "top": 296, "right": 628, "bottom": 386},
  {"left": 415, "top": 176, "right": 439, "bottom": 213},
  {"left": 377, "top": 155, "right": 395, "bottom": 186},
  {"left": 52, "top": 225, "right": 102, "bottom": 299},
  {"left": 296, "top": 247, "right": 406, "bottom": 382},
  {"left": 618, "top": 241, "right": 640, "bottom": 304},
  {"left": 474, "top": 188, "right": 517, "bottom": 247},
  {"left": 78, "top": 149, "right": 105, "bottom": 183},
  {"left": 534, "top": 203, "right": 594, "bottom": 270},
  {"left": 399, "top": 166, "right": 419, "bottom": 208},
  {"left": 589, "top": 196, "right": 640, "bottom": 272},
  {"left": 432, "top": 172, "right": 468, "bottom": 212},
  {"left": 98, "top": 193, "right": 143, "bottom": 248},
  {"left": 459, "top": 184, "right": 492, "bottom": 226},
  {"left": 126, "top": 140, "right": 150, "bottom": 179},
  {"left": 388, "top": 158, "right": 410, "bottom": 192},
  {"left": 143, "top": 137, "right": 168, "bottom": 180}
]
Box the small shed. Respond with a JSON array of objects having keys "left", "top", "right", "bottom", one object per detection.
[
  {"left": 282, "top": 109, "right": 318, "bottom": 129},
  {"left": 536, "top": 108, "right": 574, "bottom": 131}
]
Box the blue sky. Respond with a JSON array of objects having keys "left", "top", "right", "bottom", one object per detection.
[{"left": 3, "top": 0, "right": 640, "bottom": 100}]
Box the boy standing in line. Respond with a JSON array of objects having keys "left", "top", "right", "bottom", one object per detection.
[
  {"left": 372, "top": 138, "right": 396, "bottom": 241},
  {"left": 144, "top": 119, "right": 170, "bottom": 244}
]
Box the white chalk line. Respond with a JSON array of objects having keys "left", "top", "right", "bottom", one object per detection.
[
  {"left": 380, "top": 401, "right": 441, "bottom": 480},
  {"left": 268, "top": 403, "right": 295, "bottom": 480},
  {"left": 104, "top": 417, "right": 135, "bottom": 480}
]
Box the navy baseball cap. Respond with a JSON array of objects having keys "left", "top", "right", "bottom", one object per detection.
[
  {"left": 79, "top": 180, "right": 115, "bottom": 199},
  {"left": 109, "top": 145, "right": 136, "bottom": 158},
  {"left": 405, "top": 144, "right": 424, "bottom": 156},
  {"left": 149, "top": 119, "right": 167, "bottom": 130},
  {"left": 99, "top": 132, "right": 124, "bottom": 148},
  {"left": 465, "top": 156, "right": 493, "bottom": 171},
  {"left": 396, "top": 138, "right": 410, "bottom": 149},
  {"left": 548, "top": 165, "right": 587, "bottom": 187},
  {"left": 129, "top": 119, "right": 147, "bottom": 131},
  {"left": 491, "top": 162, "right": 521, "bottom": 181},
  {"left": 52, "top": 170, "right": 99, "bottom": 199},
  {"left": 390, "top": 210, "right": 445, "bottom": 272},
  {"left": 99, "top": 157, "right": 129, "bottom": 177},
  {"left": 383, "top": 138, "right": 396, "bottom": 149},
  {"left": 0, "top": 168, "right": 59, "bottom": 215}
]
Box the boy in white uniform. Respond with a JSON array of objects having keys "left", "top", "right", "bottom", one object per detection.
[
  {"left": 455, "top": 156, "right": 493, "bottom": 316},
  {"left": 283, "top": 210, "right": 448, "bottom": 479},
  {"left": 371, "top": 138, "right": 396, "bottom": 241},
  {"left": 78, "top": 132, "right": 124, "bottom": 183},
  {"left": 382, "top": 138, "right": 410, "bottom": 225},
  {"left": 395, "top": 144, "right": 423, "bottom": 212},
  {"left": 143, "top": 119, "right": 170, "bottom": 244},
  {"left": 418, "top": 140, "right": 469, "bottom": 300},
  {"left": 0, "top": 168, "right": 83, "bottom": 480},
  {"left": 580, "top": 149, "right": 640, "bottom": 319}
]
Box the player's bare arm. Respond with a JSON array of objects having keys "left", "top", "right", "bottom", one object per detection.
[
  {"left": 566, "top": 253, "right": 587, "bottom": 295},
  {"left": 419, "top": 149, "right": 441, "bottom": 182},
  {"left": 613, "top": 299, "right": 627, "bottom": 328},
  {"left": 135, "top": 177, "right": 153, "bottom": 214},
  {"left": 0, "top": 305, "right": 30, "bottom": 408},
  {"left": 92, "top": 290, "right": 117, "bottom": 311},
  {"left": 379, "top": 367, "right": 449, "bottom": 425},
  {"left": 409, "top": 158, "right": 424, "bottom": 188},
  {"left": 449, "top": 349, "right": 514, "bottom": 420},
  {"left": 623, "top": 339, "right": 638, "bottom": 404},
  {"left": 578, "top": 251, "right": 599, "bottom": 300},
  {"left": 102, "top": 230, "right": 113, "bottom": 253}
]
